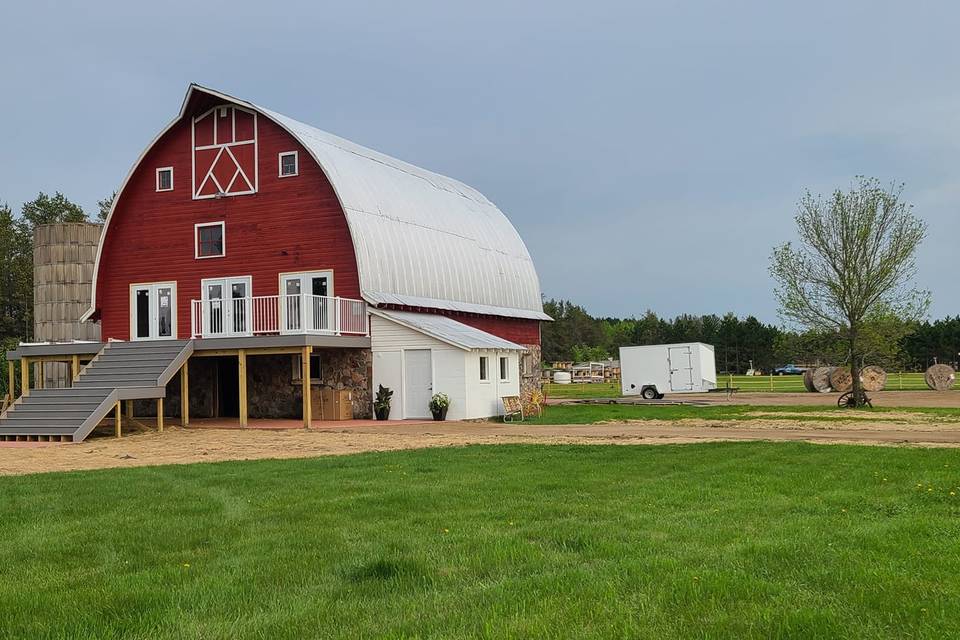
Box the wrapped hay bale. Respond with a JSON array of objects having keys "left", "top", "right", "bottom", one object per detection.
[
  {"left": 860, "top": 365, "right": 887, "bottom": 392},
  {"left": 925, "top": 364, "right": 956, "bottom": 391},
  {"left": 810, "top": 366, "right": 835, "bottom": 393},
  {"left": 829, "top": 367, "right": 854, "bottom": 393},
  {"left": 803, "top": 369, "right": 818, "bottom": 392}
]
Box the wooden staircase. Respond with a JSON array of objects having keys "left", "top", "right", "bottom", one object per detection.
[{"left": 0, "top": 340, "right": 193, "bottom": 443}]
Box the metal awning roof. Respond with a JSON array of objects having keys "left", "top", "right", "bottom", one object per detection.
[{"left": 370, "top": 310, "right": 526, "bottom": 351}]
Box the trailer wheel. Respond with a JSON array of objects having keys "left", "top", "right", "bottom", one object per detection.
[{"left": 641, "top": 386, "right": 658, "bottom": 400}]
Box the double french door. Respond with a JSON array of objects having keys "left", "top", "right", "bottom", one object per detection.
[
  {"left": 201, "top": 277, "right": 252, "bottom": 337},
  {"left": 131, "top": 282, "right": 177, "bottom": 340},
  {"left": 281, "top": 271, "right": 333, "bottom": 333}
]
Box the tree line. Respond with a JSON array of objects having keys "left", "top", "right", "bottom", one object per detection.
[
  {"left": 541, "top": 299, "right": 960, "bottom": 373},
  {"left": 0, "top": 191, "right": 113, "bottom": 399}
]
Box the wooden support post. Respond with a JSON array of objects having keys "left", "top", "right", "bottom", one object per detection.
[
  {"left": 157, "top": 398, "right": 164, "bottom": 433},
  {"left": 115, "top": 402, "right": 122, "bottom": 438},
  {"left": 125, "top": 399, "right": 134, "bottom": 419},
  {"left": 7, "top": 361, "right": 14, "bottom": 402},
  {"left": 20, "top": 357, "right": 29, "bottom": 398},
  {"left": 238, "top": 349, "right": 248, "bottom": 427},
  {"left": 180, "top": 363, "right": 190, "bottom": 426},
  {"left": 71, "top": 355, "right": 80, "bottom": 383},
  {"left": 302, "top": 346, "right": 312, "bottom": 428},
  {"left": 38, "top": 361, "right": 45, "bottom": 389}
]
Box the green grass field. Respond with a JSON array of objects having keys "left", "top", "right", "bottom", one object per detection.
[
  {"left": 544, "top": 372, "right": 945, "bottom": 399},
  {"left": 525, "top": 403, "right": 960, "bottom": 425},
  {"left": 3, "top": 444, "right": 960, "bottom": 638}
]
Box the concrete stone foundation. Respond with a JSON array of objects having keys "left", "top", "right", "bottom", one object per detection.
[{"left": 133, "top": 348, "right": 373, "bottom": 420}]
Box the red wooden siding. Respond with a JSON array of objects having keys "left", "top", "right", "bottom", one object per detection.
[
  {"left": 95, "top": 105, "right": 360, "bottom": 340},
  {"left": 379, "top": 305, "right": 541, "bottom": 346}
]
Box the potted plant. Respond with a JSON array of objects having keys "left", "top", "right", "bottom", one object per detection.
[
  {"left": 429, "top": 392, "right": 450, "bottom": 421},
  {"left": 374, "top": 384, "right": 393, "bottom": 421}
]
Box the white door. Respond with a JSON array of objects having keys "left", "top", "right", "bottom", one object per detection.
[
  {"left": 669, "top": 346, "right": 694, "bottom": 391},
  {"left": 404, "top": 349, "right": 433, "bottom": 418},
  {"left": 202, "top": 277, "right": 251, "bottom": 336},
  {"left": 131, "top": 283, "right": 176, "bottom": 341},
  {"left": 281, "top": 271, "right": 333, "bottom": 333}
]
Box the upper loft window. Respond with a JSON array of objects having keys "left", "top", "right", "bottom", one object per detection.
[
  {"left": 279, "top": 151, "right": 299, "bottom": 177},
  {"left": 195, "top": 222, "right": 225, "bottom": 259},
  {"left": 156, "top": 167, "right": 173, "bottom": 192},
  {"left": 192, "top": 104, "right": 258, "bottom": 199}
]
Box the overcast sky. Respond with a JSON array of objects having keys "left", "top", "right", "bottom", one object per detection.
[{"left": 2, "top": 1, "right": 958, "bottom": 322}]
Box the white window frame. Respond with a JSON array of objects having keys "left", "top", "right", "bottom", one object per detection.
[
  {"left": 292, "top": 352, "right": 323, "bottom": 384},
  {"left": 499, "top": 355, "right": 510, "bottom": 382},
  {"left": 195, "top": 221, "right": 226, "bottom": 259},
  {"left": 199, "top": 275, "right": 253, "bottom": 337},
  {"left": 129, "top": 281, "right": 178, "bottom": 341},
  {"left": 479, "top": 355, "right": 490, "bottom": 383},
  {"left": 156, "top": 167, "right": 174, "bottom": 192},
  {"left": 278, "top": 151, "right": 299, "bottom": 177}
]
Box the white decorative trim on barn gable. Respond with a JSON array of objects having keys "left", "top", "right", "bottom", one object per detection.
[{"left": 191, "top": 104, "right": 258, "bottom": 199}]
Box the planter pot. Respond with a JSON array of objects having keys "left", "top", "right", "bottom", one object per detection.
[
  {"left": 374, "top": 406, "right": 390, "bottom": 421},
  {"left": 431, "top": 406, "right": 448, "bottom": 421}
]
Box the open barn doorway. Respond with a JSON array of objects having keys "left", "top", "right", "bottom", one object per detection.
[{"left": 213, "top": 356, "right": 239, "bottom": 418}]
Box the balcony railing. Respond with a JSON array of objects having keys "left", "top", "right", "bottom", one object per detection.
[{"left": 191, "top": 294, "right": 368, "bottom": 339}]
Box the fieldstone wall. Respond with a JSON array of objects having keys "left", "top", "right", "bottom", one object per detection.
[
  {"left": 133, "top": 358, "right": 215, "bottom": 418},
  {"left": 318, "top": 348, "right": 373, "bottom": 419},
  {"left": 520, "top": 343, "right": 543, "bottom": 411},
  {"left": 134, "top": 349, "right": 373, "bottom": 421}
]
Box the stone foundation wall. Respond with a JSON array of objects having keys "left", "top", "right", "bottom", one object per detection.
[
  {"left": 134, "top": 349, "right": 373, "bottom": 420},
  {"left": 520, "top": 343, "right": 543, "bottom": 410}
]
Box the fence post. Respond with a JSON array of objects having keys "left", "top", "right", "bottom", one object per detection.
[
  {"left": 770, "top": 373, "right": 774, "bottom": 391},
  {"left": 899, "top": 372, "right": 903, "bottom": 391}
]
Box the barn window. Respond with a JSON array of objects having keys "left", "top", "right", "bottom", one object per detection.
[
  {"left": 279, "top": 151, "right": 299, "bottom": 177},
  {"left": 156, "top": 167, "right": 173, "bottom": 192},
  {"left": 479, "top": 356, "right": 489, "bottom": 382},
  {"left": 499, "top": 356, "right": 510, "bottom": 382},
  {"left": 292, "top": 353, "right": 322, "bottom": 384},
  {"left": 195, "top": 222, "right": 225, "bottom": 259}
]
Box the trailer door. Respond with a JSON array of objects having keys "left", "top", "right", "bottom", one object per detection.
[{"left": 668, "top": 346, "right": 694, "bottom": 391}]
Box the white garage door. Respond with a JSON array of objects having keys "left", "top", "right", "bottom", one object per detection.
[{"left": 404, "top": 349, "right": 433, "bottom": 418}]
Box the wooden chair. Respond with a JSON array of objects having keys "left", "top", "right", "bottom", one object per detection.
[{"left": 502, "top": 395, "right": 524, "bottom": 422}]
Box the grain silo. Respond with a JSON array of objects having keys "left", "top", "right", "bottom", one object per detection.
[{"left": 33, "top": 222, "right": 102, "bottom": 387}]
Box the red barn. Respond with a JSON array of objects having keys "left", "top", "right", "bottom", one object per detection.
[{"left": 2, "top": 84, "right": 548, "bottom": 441}]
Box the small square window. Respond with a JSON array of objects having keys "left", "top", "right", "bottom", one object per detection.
[
  {"left": 499, "top": 356, "right": 509, "bottom": 382},
  {"left": 156, "top": 167, "right": 173, "bottom": 192},
  {"left": 279, "top": 151, "right": 298, "bottom": 177},
  {"left": 292, "top": 353, "right": 322, "bottom": 384},
  {"left": 479, "top": 356, "right": 489, "bottom": 382},
  {"left": 195, "top": 222, "right": 224, "bottom": 259}
]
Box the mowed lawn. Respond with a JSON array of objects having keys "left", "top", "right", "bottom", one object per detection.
[
  {"left": 2, "top": 445, "right": 960, "bottom": 638},
  {"left": 525, "top": 403, "right": 960, "bottom": 424}
]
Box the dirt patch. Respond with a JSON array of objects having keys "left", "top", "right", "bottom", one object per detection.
[{"left": 4, "top": 418, "right": 960, "bottom": 477}]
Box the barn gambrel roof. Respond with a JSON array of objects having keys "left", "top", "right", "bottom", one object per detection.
[{"left": 84, "top": 84, "right": 548, "bottom": 322}]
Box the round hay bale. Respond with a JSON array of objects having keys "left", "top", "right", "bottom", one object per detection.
[
  {"left": 860, "top": 365, "right": 887, "bottom": 392},
  {"left": 810, "top": 366, "right": 834, "bottom": 393},
  {"left": 829, "top": 367, "right": 854, "bottom": 393},
  {"left": 925, "top": 364, "right": 956, "bottom": 391},
  {"left": 803, "top": 369, "right": 818, "bottom": 392}
]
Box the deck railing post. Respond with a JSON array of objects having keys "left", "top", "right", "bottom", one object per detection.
[{"left": 335, "top": 297, "right": 342, "bottom": 335}]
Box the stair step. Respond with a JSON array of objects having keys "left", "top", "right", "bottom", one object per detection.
[
  {"left": 15, "top": 400, "right": 104, "bottom": 410},
  {"left": 81, "top": 366, "right": 166, "bottom": 377},
  {"left": 0, "top": 417, "right": 84, "bottom": 427},
  {"left": 3, "top": 409, "right": 92, "bottom": 420},
  {"left": 89, "top": 359, "right": 173, "bottom": 368},
  {"left": 28, "top": 388, "right": 112, "bottom": 398}
]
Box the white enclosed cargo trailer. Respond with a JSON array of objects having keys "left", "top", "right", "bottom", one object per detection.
[{"left": 619, "top": 343, "right": 717, "bottom": 399}]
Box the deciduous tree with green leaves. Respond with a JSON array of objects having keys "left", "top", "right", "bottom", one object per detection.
[{"left": 770, "top": 177, "right": 928, "bottom": 406}]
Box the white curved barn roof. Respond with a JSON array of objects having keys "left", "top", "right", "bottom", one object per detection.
[{"left": 200, "top": 86, "right": 549, "bottom": 321}]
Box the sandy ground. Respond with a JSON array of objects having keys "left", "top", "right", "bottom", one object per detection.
[{"left": 4, "top": 412, "right": 960, "bottom": 476}]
